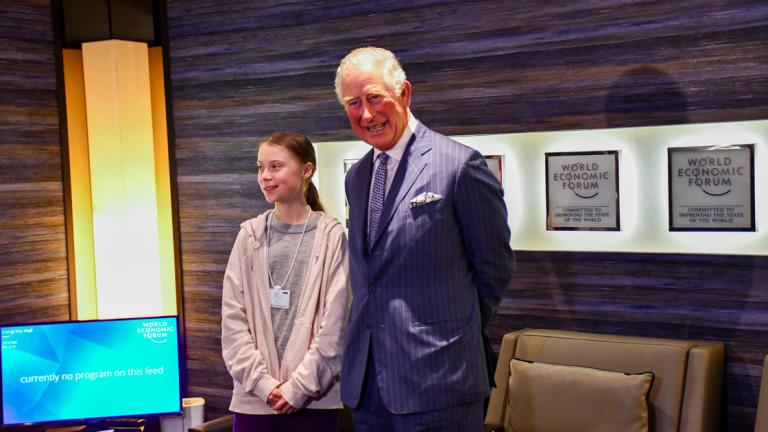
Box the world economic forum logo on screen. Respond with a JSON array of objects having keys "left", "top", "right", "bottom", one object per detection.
[{"left": 136, "top": 319, "right": 175, "bottom": 344}]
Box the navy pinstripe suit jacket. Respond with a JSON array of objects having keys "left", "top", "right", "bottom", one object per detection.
[{"left": 340, "top": 122, "right": 515, "bottom": 414}]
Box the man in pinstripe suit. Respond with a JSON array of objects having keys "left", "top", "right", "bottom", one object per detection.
[{"left": 335, "top": 47, "right": 515, "bottom": 431}]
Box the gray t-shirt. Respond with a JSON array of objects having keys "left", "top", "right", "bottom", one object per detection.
[{"left": 267, "top": 211, "right": 319, "bottom": 363}]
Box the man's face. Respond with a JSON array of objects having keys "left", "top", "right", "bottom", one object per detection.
[{"left": 340, "top": 67, "right": 411, "bottom": 151}]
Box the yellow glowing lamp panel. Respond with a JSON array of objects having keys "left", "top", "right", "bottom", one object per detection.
[
  {"left": 148, "top": 47, "right": 178, "bottom": 316},
  {"left": 62, "top": 49, "right": 97, "bottom": 319},
  {"left": 61, "top": 40, "right": 177, "bottom": 319}
]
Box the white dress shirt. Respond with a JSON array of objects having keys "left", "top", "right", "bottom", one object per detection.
[
  {"left": 369, "top": 111, "right": 418, "bottom": 199},
  {"left": 367, "top": 111, "right": 418, "bottom": 239}
]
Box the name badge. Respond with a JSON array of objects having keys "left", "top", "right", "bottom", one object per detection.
[{"left": 270, "top": 289, "right": 290, "bottom": 309}]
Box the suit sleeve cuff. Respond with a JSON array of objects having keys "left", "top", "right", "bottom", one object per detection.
[
  {"left": 253, "top": 374, "right": 281, "bottom": 402},
  {"left": 280, "top": 379, "right": 310, "bottom": 409}
]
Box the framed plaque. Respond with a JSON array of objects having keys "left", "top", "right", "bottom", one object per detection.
[
  {"left": 668, "top": 144, "right": 754, "bottom": 231},
  {"left": 546, "top": 151, "right": 620, "bottom": 231},
  {"left": 342, "top": 159, "right": 359, "bottom": 230},
  {"left": 484, "top": 155, "right": 503, "bottom": 183}
]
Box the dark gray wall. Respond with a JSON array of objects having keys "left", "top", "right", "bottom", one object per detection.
[
  {"left": 166, "top": 1, "right": 768, "bottom": 428},
  {"left": 0, "top": 0, "right": 69, "bottom": 326}
]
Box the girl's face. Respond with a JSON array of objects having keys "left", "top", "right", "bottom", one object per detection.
[{"left": 257, "top": 143, "right": 312, "bottom": 205}]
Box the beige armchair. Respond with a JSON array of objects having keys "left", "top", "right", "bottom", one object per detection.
[
  {"left": 485, "top": 328, "right": 724, "bottom": 432},
  {"left": 188, "top": 415, "right": 232, "bottom": 432},
  {"left": 755, "top": 355, "right": 768, "bottom": 432}
]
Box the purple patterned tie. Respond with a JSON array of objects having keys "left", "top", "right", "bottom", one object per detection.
[{"left": 368, "top": 153, "right": 389, "bottom": 250}]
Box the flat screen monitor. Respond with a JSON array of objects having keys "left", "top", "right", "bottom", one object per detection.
[{"left": 1, "top": 316, "right": 182, "bottom": 426}]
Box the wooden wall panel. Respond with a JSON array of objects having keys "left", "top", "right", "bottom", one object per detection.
[
  {"left": 0, "top": 0, "right": 69, "bottom": 326},
  {"left": 165, "top": 1, "right": 768, "bottom": 427},
  {"left": 167, "top": 0, "right": 768, "bottom": 142}
]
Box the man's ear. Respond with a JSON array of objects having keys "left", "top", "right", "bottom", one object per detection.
[{"left": 400, "top": 80, "right": 412, "bottom": 108}]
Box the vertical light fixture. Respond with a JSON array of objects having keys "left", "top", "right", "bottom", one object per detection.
[{"left": 60, "top": 0, "right": 177, "bottom": 319}]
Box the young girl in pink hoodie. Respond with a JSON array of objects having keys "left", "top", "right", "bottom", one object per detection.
[{"left": 221, "top": 132, "right": 348, "bottom": 432}]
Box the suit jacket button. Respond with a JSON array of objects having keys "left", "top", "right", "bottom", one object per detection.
[
  {"left": 368, "top": 285, "right": 376, "bottom": 293},
  {"left": 365, "top": 323, "right": 371, "bottom": 330}
]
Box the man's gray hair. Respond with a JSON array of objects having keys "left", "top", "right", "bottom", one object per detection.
[{"left": 334, "top": 47, "right": 407, "bottom": 105}]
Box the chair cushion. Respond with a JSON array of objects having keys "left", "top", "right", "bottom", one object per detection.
[
  {"left": 505, "top": 359, "right": 653, "bottom": 432},
  {"left": 513, "top": 329, "right": 693, "bottom": 431}
]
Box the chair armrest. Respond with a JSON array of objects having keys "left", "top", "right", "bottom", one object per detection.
[
  {"left": 679, "top": 342, "right": 725, "bottom": 432},
  {"left": 484, "top": 329, "right": 526, "bottom": 430},
  {"left": 187, "top": 415, "right": 233, "bottom": 432}
]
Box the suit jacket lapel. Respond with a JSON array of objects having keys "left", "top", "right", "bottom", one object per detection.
[
  {"left": 349, "top": 150, "right": 374, "bottom": 256},
  {"left": 370, "top": 125, "right": 431, "bottom": 249}
]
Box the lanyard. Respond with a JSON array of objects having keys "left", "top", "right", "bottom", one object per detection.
[{"left": 266, "top": 208, "right": 311, "bottom": 291}]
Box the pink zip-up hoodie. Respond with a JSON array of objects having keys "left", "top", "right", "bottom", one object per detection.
[{"left": 221, "top": 210, "right": 349, "bottom": 414}]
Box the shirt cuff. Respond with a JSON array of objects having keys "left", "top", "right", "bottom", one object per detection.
[
  {"left": 279, "top": 378, "right": 310, "bottom": 409},
  {"left": 253, "top": 374, "right": 281, "bottom": 403}
]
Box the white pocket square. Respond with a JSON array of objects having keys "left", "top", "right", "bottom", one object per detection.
[{"left": 409, "top": 192, "right": 443, "bottom": 208}]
